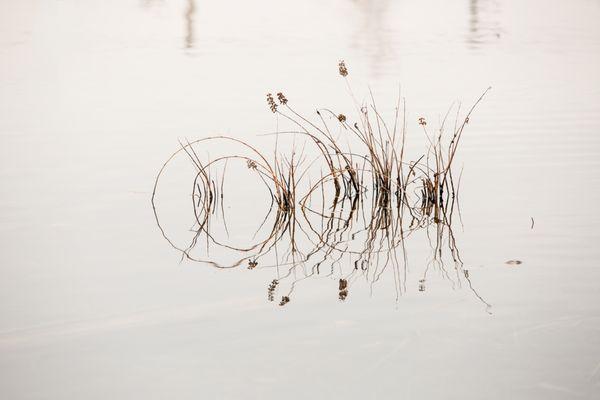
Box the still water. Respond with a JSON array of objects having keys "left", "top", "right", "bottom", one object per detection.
[{"left": 1, "top": 0, "right": 600, "bottom": 399}]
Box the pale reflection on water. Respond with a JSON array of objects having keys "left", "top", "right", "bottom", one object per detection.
[
  {"left": 467, "top": 0, "right": 503, "bottom": 49},
  {"left": 184, "top": 0, "right": 196, "bottom": 49},
  {"left": 1, "top": 0, "right": 600, "bottom": 399}
]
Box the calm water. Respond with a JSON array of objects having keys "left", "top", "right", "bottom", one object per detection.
[{"left": 1, "top": 0, "right": 600, "bottom": 399}]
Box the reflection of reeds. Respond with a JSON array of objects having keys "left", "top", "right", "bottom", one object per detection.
[{"left": 152, "top": 62, "right": 491, "bottom": 311}]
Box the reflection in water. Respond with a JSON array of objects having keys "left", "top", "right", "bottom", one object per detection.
[
  {"left": 184, "top": 0, "right": 196, "bottom": 49},
  {"left": 140, "top": 0, "right": 196, "bottom": 50},
  {"left": 140, "top": 0, "right": 163, "bottom": 8},
  {"left": 469, "top": 0, "right": 479, "bottom": 37},
  {"left": 467, "top": 0, "right": 502, "bottom": 49},
  {"left": 350, "top": 0, "right": 392, "bottom": 76},
  {"left": 152, "top": 67, "right": 492, "bottom": 310}
]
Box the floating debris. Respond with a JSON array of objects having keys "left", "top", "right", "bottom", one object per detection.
[{"left": 505, "top": 260, "right": 522, "bottom": 265}]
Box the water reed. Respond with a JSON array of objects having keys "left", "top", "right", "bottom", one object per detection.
[{"left": 151, "top": 62, "right": 491, "bottom": 311}]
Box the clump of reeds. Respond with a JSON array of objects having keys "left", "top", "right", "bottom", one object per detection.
[{"left": 151, "top": 61, "right": 491, "bottom": 311}]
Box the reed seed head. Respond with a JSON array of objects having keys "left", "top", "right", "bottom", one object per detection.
[
  {"left": 338, "top": 60, "right": 348, "bottom": 77},
  {"left": 246, "top": 159, "right": 257, "bottom": 170},
  {"left": 266, "top": 93, "right": 277, "bottom": 113},
  {"left": 277, "top": 92, "right": 288, "bottom": 105},
  {"left": 418, "top": 117, "right": 427, "bottom": 126},
  {"left": 337, "top": 114, "right": 347, "bottom": 123},
  {"left": 338, "top": 279, "right": 349, "bottom": 301}
]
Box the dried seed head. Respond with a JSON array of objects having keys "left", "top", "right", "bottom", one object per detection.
[
  {"left": 277, "top": 92, "right": 288, "bottom": 105},
  {"left": 266, "top": 93, "right": 277, "bottom": 113},
  {"left": 339, "top": 289, "right": 348, "bottom": 301},
  {"left": 248, "top": 259, "right": 258, "bottom": 269},
  {"left": 246, "top": 159, "right": 257, "bottom": 170},
  {"left": 339, "top": 279, "right": 348, "bottom": 291},
  {"left": 337, "top": 114, "right": 346, "bottom": 123},
  {"left": 418, "top": 117, "right": 427, "bottom": 126},
  {"left": 279, "top": 296, "right": 290, "bottom": 306},
  {"left": 338, "top": 60, "right": 348, "bottom": 77}
]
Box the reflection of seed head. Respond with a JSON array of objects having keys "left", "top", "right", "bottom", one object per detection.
[
  {"left": 279, "top": 296, "right": 290, "bottom": 306},
  {"left": 267, "top": 279, "right": 279, "bottom": 301},
  {"left": 505, "top": 260, "right": 522, "bottom": 266}
]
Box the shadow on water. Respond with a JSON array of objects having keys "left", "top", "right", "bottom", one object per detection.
[{"left": 152, "top": 63, "right": 492, "bottom": 311}]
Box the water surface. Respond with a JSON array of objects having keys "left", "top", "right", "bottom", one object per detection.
[{"left": 1, "top": 0, "right": 600, "bottom": 399}]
